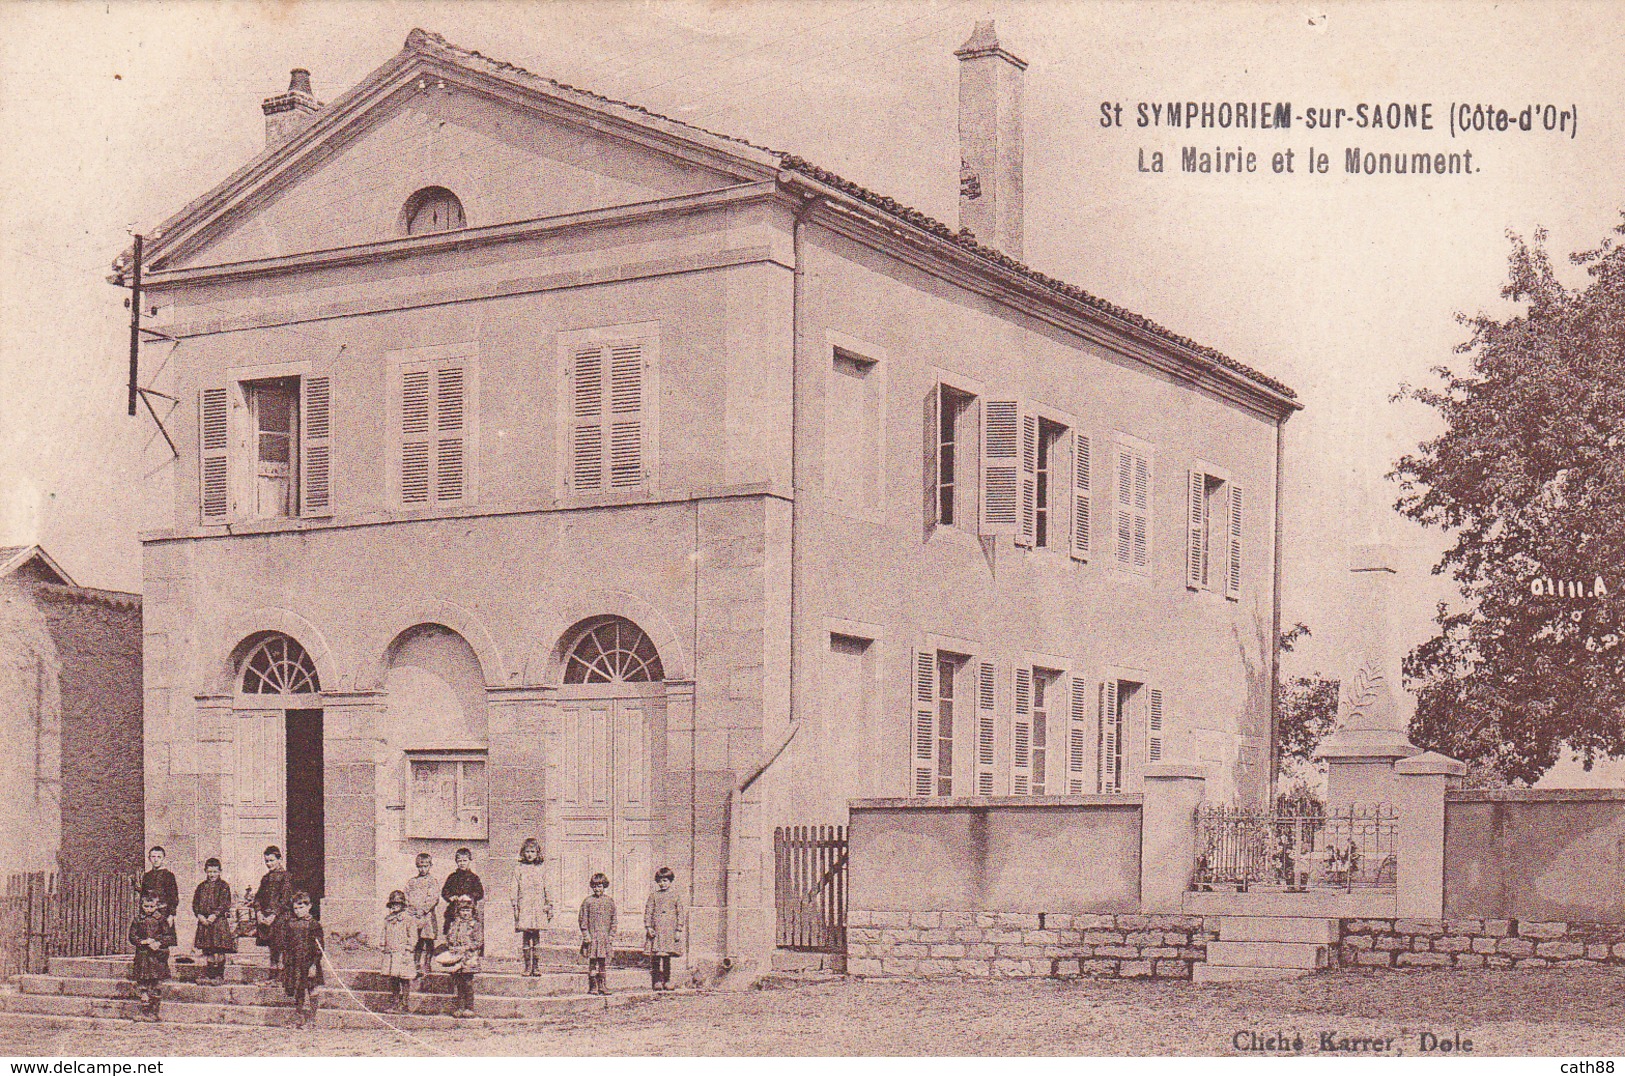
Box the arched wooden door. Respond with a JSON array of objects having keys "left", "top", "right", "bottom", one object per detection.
[{"left": 553, "top": 617, "right": 665, "bottom": 934}]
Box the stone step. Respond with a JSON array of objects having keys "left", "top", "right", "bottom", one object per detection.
[
  {"left": 1193, "top": 963, "right": 1313, "bottom": 984},
  {"left": 28, "top": 966, "right": 649, "bottom": 998},
  {"left": 0, "top": 985, "right": 665, "bottom": 1027},
  {"left": 1205, "top": 940, "right": 1329, "bottom": 969},
  {"left": 1217, "top": 917, "right": 1340, "bottom": 944}
]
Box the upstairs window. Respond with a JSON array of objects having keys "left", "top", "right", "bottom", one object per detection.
[
  {"left": 1114, "top": 439, "right": 1153, "bottom": 574},
  {"left": 827, "top": 348, "right": 882, "bottom": 510},
  {"left": 1033, "top": 419, "right": 1068, "bottom": 549},
  {"left": 198, "top": 373, "right": 332, "bottom": 524},
  {"left": 1187, "top": 467, "right": 1243, "bottom": 599},
  {"left": 560, "top": 326, "right": 659, "bottom": 496},
  {"left": 389, "top": 347, "right": 478, "bottom": 511},
  {"left": 402, "top": 186, "right": 466, "bottom": 236},
  {"left": 928, "top": 383, "right": 978, "bottom": 531}
]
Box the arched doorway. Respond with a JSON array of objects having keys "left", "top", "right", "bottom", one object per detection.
[
  {"left": 555, "top": 616, "right": 665, "bottom": 921},
  {"left": 229, "top": 632, "right": 324, "bottom": 910}
]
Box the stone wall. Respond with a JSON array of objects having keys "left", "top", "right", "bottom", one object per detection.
[
  {"left": 846, "top": 910, "right": 1217, "bottom": 979},
  {"left": 1338, "top": 917, "right": 1625, "bottom": 970}
]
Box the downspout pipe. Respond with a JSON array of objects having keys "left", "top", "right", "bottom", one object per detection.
[
  {"left": 1268, "top": 413, "right": 1289, "bottom": 803},
  {"left": 718, "top": 189, "right": 823, "bottom": 968}
]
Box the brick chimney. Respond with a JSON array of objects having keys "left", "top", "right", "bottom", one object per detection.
[
  {"left": 955, "top": 21, "right": 1025, "bottom": 259},
  {"left": 262, "top": 68, "right": 321, "bottom": 149}
]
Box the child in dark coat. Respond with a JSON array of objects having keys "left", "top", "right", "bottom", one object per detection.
[
  {"left": 191, "top": 858, "right": 237, "bottom": 983},
  {"left": 136, "top": 846, "right": 178, "bottom": 921},
  {"left": 643, "top": 866, "right": 684, "bottom": 991},
  {"left": 578, "top": 872, "right": 616, "bottom": 995},
  {"left": 439, "top": 847, "right": 484, "bottom": 934},
  {"left": 279, "top": 891, "right": 323, "bottom": 1028},
  {"left": 128, "top": 894, "right": 176, "bottom": 1022},
  {"left": 255, "top": 846, "right": 294, "bottom": 970}
]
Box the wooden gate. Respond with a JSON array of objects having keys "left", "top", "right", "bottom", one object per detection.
[
  {"left": 774, "top": 825, "right": 847, "bottom": 953},
  {"left": 1, "top": 872, "right": 140, "bottom": 977}
]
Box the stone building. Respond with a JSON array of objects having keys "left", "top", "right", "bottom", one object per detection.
[
  {"left": 118, "top": 24, "right": 1296, "bottom": 964},
  {"left": 0, "top": 546, "right": 144, "bottom": 875}
]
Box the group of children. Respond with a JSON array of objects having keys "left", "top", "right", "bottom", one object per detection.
[
  {"left": 378, "top": 841, "right": 687, "bottom": 1016},
  {"left": 128, "top": 844, "right": 322, "bottom": 1024},
  {"left": 126, "top": 840, "right": 687, "bottom": 1025}
]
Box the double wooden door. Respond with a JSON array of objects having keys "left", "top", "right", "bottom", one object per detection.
[
  {"left": 555, "top": 691, "right": 659, "bottom": 929},
  {"left": 226, "top": 708, "right": 323, "bottom": 907}
]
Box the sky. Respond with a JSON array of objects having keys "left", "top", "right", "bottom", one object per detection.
[{"left": 1, "top": 0, "right": 1621, "bottom": 712}]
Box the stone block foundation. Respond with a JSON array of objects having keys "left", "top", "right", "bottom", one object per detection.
[
  {"left": 845, "top": 910, "right": 1218, "bottom": 979},
  {"left": 1339, "top": 918, "right": 1625, "bottom": 970}
]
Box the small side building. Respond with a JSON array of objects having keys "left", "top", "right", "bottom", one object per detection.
[{"left": 0, "top": 546, "right": 144, "bottom": 875}]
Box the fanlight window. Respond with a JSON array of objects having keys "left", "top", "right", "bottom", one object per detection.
[
  {"left": 241, "top": 633, "right": 321, "bottom": 694},
  {"left": 402, "top": 186, "right": 466, "bottom": 236},
  {"left": 563, "top": 617, "right": 664, "bottom": 684}
]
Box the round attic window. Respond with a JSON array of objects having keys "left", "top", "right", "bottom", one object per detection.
[{"left": 402, "top": 186, "right": 466, "bottom": 236}]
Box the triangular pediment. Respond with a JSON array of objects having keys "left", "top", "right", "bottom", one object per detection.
[{"left": 141, "top": 31, "right": 781, "bottom": 273}]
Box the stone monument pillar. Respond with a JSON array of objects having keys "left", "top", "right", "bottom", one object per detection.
[{"left": 1315, "top": 543, "right": 1420, "bottom": 804}]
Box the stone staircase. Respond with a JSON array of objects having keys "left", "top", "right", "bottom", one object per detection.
[
  {"left": 1194, "top": 916, "right": 1338, "bottom": 983},
  {"left": 0, "top": 952, "right": 673, "bottom": 1030}
]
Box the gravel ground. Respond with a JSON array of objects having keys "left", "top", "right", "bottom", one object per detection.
[{"left": 4, "top": 968, "right": 1625, "bottom": 1056}]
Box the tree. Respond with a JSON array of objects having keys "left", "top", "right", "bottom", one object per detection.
[
  {"left": 1275, "top": 623, "right": 1339, "bottom": 767},
  {"left": 1392, "top": 216, "right": 1625, "bottom": 783}
]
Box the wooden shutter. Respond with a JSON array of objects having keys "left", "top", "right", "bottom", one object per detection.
[
  {"left": 1147, "top": 687, "right": 1164, "bottom": 763},
  {"left": 1068, "top": 675, "right": 1088, "bottom": 794},
  {"left": 1017, "top": 412, "right": 1038, "bottom": 548},
  {"left": 568, "top": 344, "right": 605, "bottom": 492},
  {"left": 1115, "top": 448, "right": 1133, "bottom": 565},
  {"left": 199, "top": 387, "right": 230, "bottom": 522},
  {"left": 923, "top": 382, "right": 939, "bottom": 532},
  {"left": 1132, "top": 452, "right": 1150, "bottom": 570},
  {"left": 1098, "top": 680, "right": 1119, "bottom": 793},
  {"left": 1012, "top": 667, "right": 1032, "bottom": 795},
  {"left": 399, "top": 367, "right": 431, "bottom": 506},
  {"left": 975, "top": 660, "right": 996, "bottom": 796},
  {"left": 435, "top": 365, "right": 466, "bottom": 502},
  {"left": 1186, "top": 470, "right": 1206, "bottom": 589},
  {"left": 300, "top": 375, "right": 332, "bottom": 516},
  {"left": 608, "top": 342, "right": 644, "bottom": 489},
  {"left": 1071, "top": 434, "right": 1092, "bottom": 561},
  {"left": 912, "top": 649, "right": 937, "bottom": 797},
  {"left": 1225, "top": 484, "right": 1243, "bottom": 599},
  {"left": 980, "top": 399, "right": 1020, "bottom": 534}
]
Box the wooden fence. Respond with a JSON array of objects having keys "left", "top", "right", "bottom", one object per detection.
[
  {"left": 1, "top": 872, "right": 139, "bottom": 977},
  {"left": 773, "top": 825, "right": 847, "bottom": 953}
]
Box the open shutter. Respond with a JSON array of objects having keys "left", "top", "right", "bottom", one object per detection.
[
  {"left": 975, "top": 660, "right": 996, "bottom": 795},
  {"left": 435, "top": 365, "right": 466, "bottom": 503},
  {"left": 1186, "top": 470, "right": 1206, "bottom": 589},
  {"left": 912, "top": 649, "right": 937, "bottom": 797},
  {"left": 300, "top": 375, "right": 332, "bottom": 517},
  {"left": 1071, "top": 434, "right": 1092, "bottom": 561},
  {"left": 980, "top": 399, "right": 1020, "bottom": 534},
  {"left": 608, "top": 342, "right": 644, "bottom": 489},
  {"left": 199, "top": 387, "right": 230, "bottom": 523},
  {"left": 1017, "top": 412, "right": 1038, "bottom": 548},
  {"left": 1225, "top": 484, "right": 1243, "bottom": 599},
  {"left": 1132, "top": 453, "right": 1151, "bottom": 570},
  {"left": 923, "top": 382, "right": 939, "bottom": 532},
  {"left": 1012, "top": 667, "right": 1032, "bottom": 795},
  {"left": 568, "top": 344, "right": 605, "bottom": 492},
  {"left": 1098, "top": 680, "right": 1119, "bottom": 793},
  {"left": 1068, "top": 675, "right": 1088, "bottom": 794},
  {"left": 1147, "top": 687, "right": 1164, "bottom": 763},
  {"left": 399, "top": 367, "right": 431, "bottom": 506}
]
